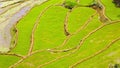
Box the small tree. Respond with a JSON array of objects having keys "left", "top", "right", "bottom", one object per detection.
[{"left": 62, "top": 1, "right": 78, "bottom": 9}]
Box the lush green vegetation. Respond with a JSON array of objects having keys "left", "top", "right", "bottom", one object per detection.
[
  {"left": 62, "top": 1, "right": 78, "bottom": 9},
  {"left": 0, "top": 0, "right": 120, "bottom": 68}
]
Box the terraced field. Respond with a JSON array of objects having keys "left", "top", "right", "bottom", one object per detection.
[{"left": 0, "top": 0, "right": 120, "bottom": 68}]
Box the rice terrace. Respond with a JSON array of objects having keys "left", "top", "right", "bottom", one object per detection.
[{"left": 0, "top": 0, "right": 120, "bottom": 68}]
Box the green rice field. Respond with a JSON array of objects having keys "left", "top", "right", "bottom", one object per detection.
[{"left": 0, "top": 0, "right": 120, "bottom": 68}]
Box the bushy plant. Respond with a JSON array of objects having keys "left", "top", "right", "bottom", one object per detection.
[
  {"left": 62, "top": 1, "right": 78, "bottom": 9},
  {"left": 114, "top": 64, "right": 120, "bottom": 68}
]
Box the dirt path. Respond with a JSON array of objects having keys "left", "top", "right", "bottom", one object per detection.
[
  {"left": 64, "top": 11, "right": 71, "bottom": 36},
  {"left": 90, "top": 0, "right": 111, "bottom": 23},
  {"left": 28, "top": 4, "right": 52, "bottom": 55}
]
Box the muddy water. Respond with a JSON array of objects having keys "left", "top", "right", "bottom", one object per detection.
[{"left": 0, "top": 0, "right": 47, "bottom": 53}]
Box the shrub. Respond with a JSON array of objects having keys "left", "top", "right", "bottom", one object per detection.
[
  {"left": 62, "top": 1, "right": 77, "bottom": 9},
  {"left": 114, "top": 64, "right": 120, "bottom": 68}
]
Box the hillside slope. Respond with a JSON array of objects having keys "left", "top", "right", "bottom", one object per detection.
[{"left": 0, "top": 0, "right": 120, "bottom": 68}]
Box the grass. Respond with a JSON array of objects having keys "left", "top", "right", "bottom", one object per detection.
[
  {"left": 10, "top": 0, "right": 63, "bottom": 55},
  {"left": 0, "top": 0, "right": 120, "bottom": 68},
  {"left": 101, "top": 0, "right": 120, "bottom": 20},
  {"left": 33, "top": 6, "right": 68, "bottom": 51},
  {"left": 76, "top": 40, "right": 120, "bottom": 68},
  {"left": 0, "top": 55, "right": 20, "bottom": 68}
]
